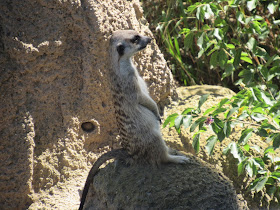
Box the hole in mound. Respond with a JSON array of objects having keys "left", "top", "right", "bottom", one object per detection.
[{"left": 81, "top": 122, "right": 95, "bottom": 133}]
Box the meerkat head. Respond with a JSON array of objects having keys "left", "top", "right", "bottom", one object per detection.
[{"left": 110, "top": 30, "right": 152, "bottom": 59}]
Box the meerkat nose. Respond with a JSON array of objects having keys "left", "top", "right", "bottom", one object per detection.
[{"left": 147, "top": 37, "right": 152, "bottom": 43}]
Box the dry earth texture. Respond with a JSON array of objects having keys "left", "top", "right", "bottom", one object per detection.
[
  {"left": 84, "top": 156, "right": 248, "bottom": 210},
  {"left": 0, "top": 0, "right": 174, "bottom": 209}
]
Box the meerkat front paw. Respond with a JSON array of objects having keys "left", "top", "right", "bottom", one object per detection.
[
  {"left": 167, "top": 154, "right": 189, "bottom": 164},
  {"left": 158, "top": 116, "right": 162, "bottom": 124},
  {"left": 175, "top": 155, "right": 189, "bottom": 163}
]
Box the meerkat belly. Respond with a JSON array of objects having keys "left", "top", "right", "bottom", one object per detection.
[
  {"left": 136, "top": 74, "right": 150, "bottom": 95},
  {"left": 125, "top": 104, "right": 161, "bottom": 140}
]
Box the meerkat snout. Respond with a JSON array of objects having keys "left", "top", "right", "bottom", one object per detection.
[{"left": 138, "top": 36, "right": 152, "bottom": 50}]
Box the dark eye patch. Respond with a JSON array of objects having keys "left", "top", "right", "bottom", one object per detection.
[
  {"left": 131, "top": 35, "right": 140, "bottom": 44},
  {"left": 117, "top": 44, "right": 125, "bottom": 56}
]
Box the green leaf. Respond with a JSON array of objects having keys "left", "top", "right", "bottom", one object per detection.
[
  {"left": 251, "top": 107, "right": 266, "bottom": 115},
  {"left": 238, "top": 128, "right": 253, "bottom": 145},
  {"left": 198, "top": 94, "right": 209, "bottom": 110},
  {"left": 192, "top": 133, "right": 200, "bottom": 153},
  {"left": 251, "top": 21, "right": 261, "bottom": 35},
  {"left": 181, "top": 108, "right": 194, "bottom": 115},
  {"left": 183, "top": 115, "right": 193, "bottom": 129},
  {"left": 214, "top": 28, "right": 222, "bottom": 40},
  {"left": 264, "top": 146, "right": 275, "bottom": 154},
  {"left": 223, "top": 142, "right": 232, "bottom": 155},
  {"left": 173, "top": 37, "right": 181, "bottom": 59},
  {"left": 223, "top": 121, "right": 231, "bottom": 138},
  {"left": 210, "top": 50, "right": 219, "bottom": 67},
  {"left": 233, "top": 48, "right": 242, "bottom": 68},
  {"left": 251, "top": 145, "right": 261, "bottom": 153},
  {"left": 247, "top": 0, "right": 257, "bottom": 11},
  {"left": 190, "top": 117, "right": 207, "bottom": 132},
  {"left": 203, "top": 107, "right": 215, "bottom": 115},
  {"left": 218, "top": 98, "right": 230, "bottom": 108},
  {"left": 230, "top": 142, "right": 244, "bottom": 162},
  {"left": 273, "top": 134, "right": 280, "bottom": 149},
  {"left": 268, "top": 2, "right": 277, "bottom": 14},
  {"left": 250, "top": 176, "right": 268, "bottom": 192},
  {"left": 197, "top": 32, "right": 204, "bottom": 49},
  {"left": 246, "top": 37, "right": 256, "bottom": 52},
  {"left": 251, "top": 87, "right": 263, "bottom": 102},
  {"left": 212, "top": 107, "right": 227, "bottom": 116},
  {"left": 267, "top": 66, "right": 280, "bottom": 81},
  {"left": 269, "top": 101, "right": 280, "bottom": 114},
  {"left": 196, "top": 6, "right": 205, "bottom": 22},
  {"left": 243, "top": 144, "right": 250, "bottom": 152},
  {"left": 187, "top": 3, "right": 199, "bottom": 13},
  {"left": 260, "top": 121, "right": 277, "bottom": 131},
  {"left": 219, "top": 49, "right": 228, "bottom": 68},
  {"left": 205, "top": 135, "right": 218, "bottom": 155},
  {"left": 231, "top": 38, "right": 240, "bottom": 46},
  {"left": 260, "top": 91, "right": 273, "bottom": 106},
  {"left": 253, "top": 157, "right": 265, "bottom": 169},
  {"left": 174, "top": 115, "right": 183, "bottom": 130},
  {"left": 222, "top": 64, "right": 235, "bottom": 79},
  {"left": 226, "top": 44, "right": 235, "bottom": 49},
  {"left": 273, "top": 20, "right": 280, "bottom": 25},
  {"left": 226, "top": 107, "right": 238, "bottom": 119},
  {"left": 241, "top": 56, "right": 253, "bottom": 64},
  {"left": 217, "top": 131, "right": 226, "bottom": 142},
  {"left": 265, "top": 55, "right": 280, "bottom": 68},
  {"left": 271, "top": 171, "right": 280, "bottom": 179},
  {"left": 236, "top": 11, "right": 245, "bottom": 24},
  {"left": 211, "top": 118, "right": 223, "bottom": 133},
  {"left": 184, "top": 32, "right": 194, "bottom": 51},
  {"left": 258, "top": 128, "right": 268, "bottom": 137},
  {"left": 238, "top": 158, "right": 248, "bottom": 176},
  {"left": 238, "top": 112, "right": 249, "bottom": 121},
  {"left": 251, "top": 113, "right": 266, "bottom": 122},
  {"left": 180, "top": 28, "right": 190, "bottom": 34},
  {"left": 163, "top": 113, "right": 179, "bottom": 128},
  {"left": 255, "top": 47, "right": 268, "bottom": 59},
  {"left": 204, "top": 4, "right": 214, "bottom": 20},
  {"left": 246, "top": 159, "right": 255, "bottom": 177}
]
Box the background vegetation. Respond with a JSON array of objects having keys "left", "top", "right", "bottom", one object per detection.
[{"left": 142, "top": 0, "right": 280, "bottom": 208}]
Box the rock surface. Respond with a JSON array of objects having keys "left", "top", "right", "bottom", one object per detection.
[
  {"left": 0, "top": 0, "right": 174, "bottom": 209},
  {"left": 84, "top": 155, "right": 248, "bottom": 210}
]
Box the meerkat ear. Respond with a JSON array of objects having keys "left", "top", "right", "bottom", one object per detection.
[{"left": 116, "top": 43, "right": 125, "bottom": 57}]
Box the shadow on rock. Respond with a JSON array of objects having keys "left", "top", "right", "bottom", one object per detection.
[{"left": 83, "top": 155, "right": 248, "bottom": 209}]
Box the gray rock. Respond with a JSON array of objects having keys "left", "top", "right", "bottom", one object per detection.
[{"left": 84, "top": 155, "right": 248, "bottom": 209}]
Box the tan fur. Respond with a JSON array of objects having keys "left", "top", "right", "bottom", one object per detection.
[{"left": 109, "top": 30, "right": 189, "bottom": 165}]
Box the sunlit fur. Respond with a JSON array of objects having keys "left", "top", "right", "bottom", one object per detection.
[{"left": 109, "top": 30, "right": 189, "bottom": 165}]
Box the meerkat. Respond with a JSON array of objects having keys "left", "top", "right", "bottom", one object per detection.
[{"left": 79, "top": 30, "right": 189, "bottom": 210}]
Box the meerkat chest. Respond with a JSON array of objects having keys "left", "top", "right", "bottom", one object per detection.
[
  {"left": 119, "top": 59, "right": 135, "bottom": 78},
  {"left": 136, "top": 74, "right": 149, "bottom": 95}
]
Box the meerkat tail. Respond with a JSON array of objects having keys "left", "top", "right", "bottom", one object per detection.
[{"left": 79, "top": 148, "right": 130, "bottom": 210}]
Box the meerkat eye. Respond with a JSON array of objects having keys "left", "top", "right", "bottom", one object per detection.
[{"left": 131, "top": 35, "right": 140, "bottom": 44}]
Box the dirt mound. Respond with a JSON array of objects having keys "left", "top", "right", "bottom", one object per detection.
[
  {"left": 84, "top": 155, "right": 248, "bottom": 209},
  {"left": 0, "top": 0, "right": 174, "bottom": 209}
]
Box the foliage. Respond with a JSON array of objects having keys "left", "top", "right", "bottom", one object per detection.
[
  {"left": 163, "top": 90, "right": 280, "bottom": 204},
  {"left": 141, "top": 0, "right": 280, "bottom": 206},
  {"left": 142, "top": 0, "right": 280, "bottom": 89}
]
